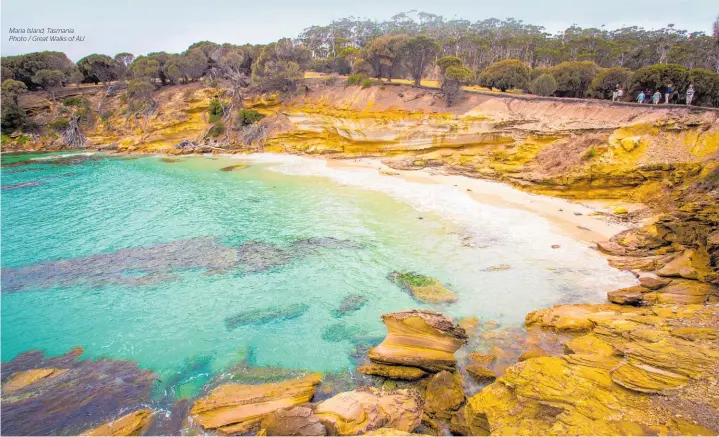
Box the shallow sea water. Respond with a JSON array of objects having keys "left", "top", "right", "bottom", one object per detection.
[{"left": 1, "top": 152, "right": 636, "bottom": 397}]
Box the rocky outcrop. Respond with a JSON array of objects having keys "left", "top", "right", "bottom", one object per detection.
[
  {"left": 368, "top": 310, "right": 468, "bottom": 372},
  {"left": 315, "top": 388, "right": 423, "bottom": 435},
  {"left": 464, "top": 303, "right": 719, "bottom": 435},
  {"left": 1, "top": 347, "right": 155, "bottom": 436},
  {"left": 2, "top": 368, "right": 67, "bottom": 393},
  {"left": 190, "top": 373, "right": 322, "bottom": 434},
  {"left": 80, "top": 409, "right": 154, "bottom": 436},
  {"left": 260, "top": 406, "right": 327, "bottom": 436}
]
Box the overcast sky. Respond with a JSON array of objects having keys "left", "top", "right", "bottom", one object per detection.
[{"left": 1, "top": 0, "right": 716, "bottom": 60}]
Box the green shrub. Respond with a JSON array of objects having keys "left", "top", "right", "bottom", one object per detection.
[
  {"left": 62, "top": 97, "right": 82, "bottom": 107},
  {"left": 437, "top": 56, "right": 463, "bottom": 73},
  {"left": 529, "top": 74, "right": 557, "bottom": 96},
  {"left": 688, "top": 68, "right": 719, "bottom": 107},
  {"left": 547, "top": 61, "right": 600, "bottom": 97},
  {"left": 629, "top": 63, "right": 689, "bottom": 97},
  {"left": 346, "top": 74, "right": 366, "bottom": 86},
  {"left": 48, "top": 118, "right": 69, "bottom": 131},
  {"left": 361, "top": 78, "right": 373, "bottom": 88},
  {"left": 208, "top": 98, "right": 224, "bottom": 123},
  {"left": 583, "top": 147, "right": 598, "bottom": 160},
  {"left": 477, "top": 59, "right": 530, "bottom": 92},
  {"left": 208, "top": 122, "right": 225, "bottom": 137},
  {"left": 588, "top": 68, "right": 632, "bottom": 99},
  {"left": 237, "top": 109, "right": 265, "bottom": 127}
]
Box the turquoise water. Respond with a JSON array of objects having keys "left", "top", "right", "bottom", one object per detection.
[{"left": 1, "top": 152, "right": 635, "bottom": 397}]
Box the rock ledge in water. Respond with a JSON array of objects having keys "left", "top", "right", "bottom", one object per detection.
[{"left": 368, "top": 310, "right": 467, "bottom": 372}]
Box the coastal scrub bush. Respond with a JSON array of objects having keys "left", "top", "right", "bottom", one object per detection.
[
  {"left": 361, "top": 77, "right": 373, "bottom": 88},
  {"left": 629, "top": 63, "right": 689, "bottom": 97},
  {"left": 346, "top": 74, "right": 366, "bottom": 86},
  {"left": 547, "top": 61, "right": 600, "bottom": 97},
  {"left": 63, "top": 97, "right": 83, "bottom": 107},
  {"left": 688, "top": 68, "right": 719, "bottom": 107},
  {"left": 529, "top": 74, "right": 557, "bottom": 96},
  {"left": 352, "top": 59, "right": 373, "bottom": 76},
  {"left": 236, "top": 109, "right": 264, "bottom": 127},
  {"left": 589, "top": 67, "right": 632, "bottom": 99},
  {"left": 477, "top": 59, "right": 530, "bottom": 92},
  {"left": 583, "top": 147, "right": 598, "bottom": 160},
  {"left": 441, "top": 60, "right": 474, "bottom": 106},
  {"left": 208, "top": 98, "right": 224, "bottom": 123},
  {"left": 48, "top": 118, "right": 70, "bottom": 131}
]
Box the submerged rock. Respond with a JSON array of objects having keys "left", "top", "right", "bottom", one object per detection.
[
  {"left": 389, "top": 272, "right": 458, "bottom": 304},
  {"left": 237, "top": 241, "right": 294, "bottom": 273},
  {"left": 322, "top": 322, "right": 364, "bottom": 343},
  {"left": 357, "top": 363, "right": 427, "bottom": 381},
  {"left": 333, "top": 294, "right": 367, "bottom": 317},
  {"left": 1, "top": 181, "right": 45, "bottom": 190},
  {"left": 315, "top": 388, "right": 423, "bottom": 435},
  {"left": 1, "top": 237, "right": 238, "bottom": 292},
  {"left": 190, "top": 373, "right": 322, "bottom": 433},
  {"left": 2, "top": 236, "right": 360, "bottom": 292},
  {"left": 220, "top": 164, "right": 248, "bottom": 171},
  {"left": 1, "top": 347, "right": 155, "bottom": 436},
  {"left": 225, "top": 303, "right": 309, "bottom": 330},
  {"left": 368, "top": 310, "right": 468, "bottom": 372}
]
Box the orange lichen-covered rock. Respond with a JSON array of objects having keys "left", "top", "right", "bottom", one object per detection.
[
  {"left": 517, "top": 345, "right": 548, "bottom": 361},
  {"left": 465, "top": 365, "right": 497, "bottom": 383},
  {"left": 525, "top": 304, "right": 627, "bottom": 332},
  {"left": 260, "top": 406, "right": 327, "bottom": 436},
  {"left": 607, "top": 286, "right": 647, "bottom": 305},
  {"left": 81, "top": 409, "right": 154, "bottom": 436},
  {"left": 368, "top": 310, "right": 468, "bottom": 372},
  {"left": 643, "top": 279, "right": 716, "bottom": 305},
  {"left": 315, "top": 388, "right": 423, "bottom": 436},
  {"left": 467, "top": 352, "right": 497, "bottom": 367},
  {"left": 190, "top": 373, "right": 322, "bottom": 432},
  {"left": 2, "top": 368, "right": 67, "bottom": 394},
  {"left": 423, "top": 371, "right": 465, "bottom": 419},
  {"left": 464, "top": 356, "right": 716, "bottom": 436}
]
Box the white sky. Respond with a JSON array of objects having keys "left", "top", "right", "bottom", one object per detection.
[{"left": 1, "top": 0, "right": 716, "bottom": 60}]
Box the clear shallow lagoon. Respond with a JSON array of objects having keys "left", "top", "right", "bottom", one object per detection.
[{"left": 1, "top": 152, "right": 635, "bottom": 397}]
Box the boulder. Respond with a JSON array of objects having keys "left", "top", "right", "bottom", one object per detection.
[
  {"left": 80, "top": 409, "right": 154, "bottom": 436},
  {"left": 643, "top": 279, "right": 716, "bottom": 304},
  {"left": 465, "top": 365, "right": 497, "bottom": 382},
  {"left": 423, "top": 371, "right": 465, "bottom": 419},
  {"left": 607, "top": 286, "right": 647, "bottom": 306},
  {"left": 357, "top": 363, "right": 427, "bottom": 381},
  {"left": 260, "top": 406, "right": 327, "bottom": 436},
  {"left": 368, "top": 310, "right": 468, "bottom": 372},
  {"left": 638, "top": 276, "right": 673, "bottom": 290},
  {"left": 517, "top": 345, "right": 548, "bottom": 361},
  {"left": 458, "top": 317, "right": 479, "bottom": 335},
  {"left": 190, "top": 373, "right": 322, "bottom": 433},
  {"left": 389, "top": 272, "right": 458, "bottom": 304},
  {"left": 467, "top": 352, "right": 497, "bottom": 367},
  {"left": 315, "top": 388, "right": 423, "bottom": 436},
  {"left": 656, "top": 249, "right": 698, "bottom": 279}
]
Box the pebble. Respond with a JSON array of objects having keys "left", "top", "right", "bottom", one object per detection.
[
  {"left": 574, "top": 212, "right": 582, "bottom": 216},
  {"left": 551, "top": 245, "right": 560, "bottom": 249}
]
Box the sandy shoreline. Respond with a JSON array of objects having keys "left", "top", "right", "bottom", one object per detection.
[{"left": 323, "top": 157, "right": 635, "bottom": 244}]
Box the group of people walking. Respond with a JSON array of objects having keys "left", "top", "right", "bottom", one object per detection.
[
  {"left": 610, "top": 83, "right": 695, "bottom": 105},
  {"left": 632, "top": 83, "right": 695, "bottom": 105}
]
